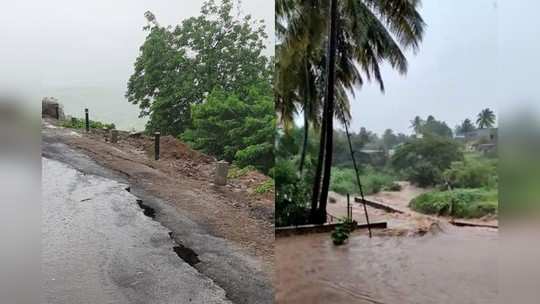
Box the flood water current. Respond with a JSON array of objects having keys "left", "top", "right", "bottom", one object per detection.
[{"left": 275, "top": 226, "right": 497, "bottom": 304}]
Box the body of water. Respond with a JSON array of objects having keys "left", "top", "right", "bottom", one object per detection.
[
  {"left": 276, "top": 227, "right": 497, "bottom": 304},
  {"left": 43, "top": 85, "right": 148, "bottom": 131}
]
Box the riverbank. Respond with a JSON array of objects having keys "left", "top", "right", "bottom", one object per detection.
[{"left": 42, "top": 118, "right": 274, "bottom": 304}]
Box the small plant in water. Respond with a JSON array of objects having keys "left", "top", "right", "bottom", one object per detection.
[{"left": 331, "top": 218, "right": 357, "bottom": 246}]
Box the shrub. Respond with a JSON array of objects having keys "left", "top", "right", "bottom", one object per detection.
[
  {"left": 410, "top": 188, "right": 498, "bottom": 218},
  {"left": 443, "top": 157, "right": 497, "bottom": 189},
  {"left": 330, "top": 168, "right": 359, "bottom": 195},
  {"left": 363, "top": 170, "right": 396, "bottom": 193},
  {"left": 330, "top": 167, "right": 395, "bottom": 195},
  {"left": 403, "top": 160, "right": 442, "bottom": 187},
  {"left": 275, "top": 159, "right": 312, "bottom": 226},
  {"left": 62, "top": 117, "right": 115, "bottom": 130},
  {"left": 331, "top": 218, "right": 356, "bottom": 246},
  {"left": 181, "top": 86, "right": 274, "bottom": 174}
]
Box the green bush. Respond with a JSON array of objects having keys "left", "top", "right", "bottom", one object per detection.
[
  {"left": 330, "top": 168, "right": 359, "bottom": 195},
  {"left": 363, "top": 170, "right": 396, "bottom": 193},
  {"left": 410, "top": 188, "right": 498, "bottom": 218},
  {"left": 443, "top": 157, "right": 497, "bottom": 189},
  {"left": 275, "top": 159, "right": 312, "bottom": 226},
  {"left": 181, "top": 85, "right": 274, "bottom": 174},
  {"left": 331, "top": 218, "right": 356, "bottom": 246},
  {"left": 62, "top": 117, "right": 115, "bottom": 130},
  {"left": 403, "top": 160, "right": 443, "bottom": 187},
  {"left": 330, "top": 167, "right": 395, "bottom": 195}
]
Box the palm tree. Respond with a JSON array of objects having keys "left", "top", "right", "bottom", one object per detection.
[
  {"left": 457, "top": 118, "right": 476, "bottom": 135},
  {"left": 277, "top": 0, "right": 425, "bottom": 223},
  {"left": 476, "top": 108, "right": 496, "bottom": 129},
  {"left": 276, "top": 1, "right": 326, "bottom": 175},
  {"left": 410, "top": 116, "right": 424, "bottom": 135}
]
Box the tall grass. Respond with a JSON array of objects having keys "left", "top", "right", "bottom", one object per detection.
[
  {"left": 330, "top": 167, "right": 396, "bottom": 195},
  {"left": 410, "top": 188, "right": 498, "bottom": 218}
]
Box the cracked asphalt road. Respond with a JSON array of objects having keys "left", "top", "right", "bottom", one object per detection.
[{"left": 42, "top": 157, "right": 231, "bottom": 303}]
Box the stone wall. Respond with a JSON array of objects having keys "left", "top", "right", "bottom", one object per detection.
[{"left": 41, "top": 97, "right": 65, "bottom": 120}]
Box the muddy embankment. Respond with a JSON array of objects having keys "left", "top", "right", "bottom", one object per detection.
[{"left": 42, "top": 117, "right": 274, "bottom": 304}]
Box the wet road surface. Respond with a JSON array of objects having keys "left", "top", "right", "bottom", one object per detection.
[{"left": 42, "top": 157, "right": 231, "bottom": 303}]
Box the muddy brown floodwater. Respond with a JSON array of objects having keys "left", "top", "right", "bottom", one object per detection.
[{"left": 275, "top": 226, "right": 497, "bottom": 304}]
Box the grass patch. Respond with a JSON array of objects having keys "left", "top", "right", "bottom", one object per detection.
[
  {"left": 227, "top": 165, "right": 257, "bottom": 179},
  {"left": 410, "top": 188, "right": 498, "bottom": 218},
  {"left": 254, "top": 179, "right": 274, "bottom": 194},
  {"left": 62, "top": 117, "right": 115, "bottom": 130},
  {"left": 330, "top": 167, "right": 396, "bottom": 196}
]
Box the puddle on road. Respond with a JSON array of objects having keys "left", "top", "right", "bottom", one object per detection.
[{"left": 275, "top": 227, "right": 497, "bottom": 304}]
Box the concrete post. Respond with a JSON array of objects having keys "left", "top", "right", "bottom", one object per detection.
[
  {"left": 154, "top": 132, "right": 160, "bottom": 160},
  {"left": 214, "top": 160, "right": 229, "bottom": 186},
  {"left": 110, "top": 129, "right": 119, "bottom": 143}
]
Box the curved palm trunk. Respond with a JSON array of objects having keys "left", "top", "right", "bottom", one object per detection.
[
  {"left": 310, "top": 103, "right": 326, "bottom": 221},
  {"left": 299, "top": 58, "right": 310, "bottom": 174},
  {"left": 316, "top": 0, "right": 338, "bottom": 224}
]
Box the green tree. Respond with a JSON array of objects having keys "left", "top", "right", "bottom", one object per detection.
[
  {"left": 182, "top": 85, "right": 274, "bottom": 173},
  {"left": 382, "top": 129, "right": 398, "bottom": 150},
  {"left": 126, "top": 0, "right": 271, "bottom": 136},
  {"left": 455, "top": 118, "right": 476, "bottom": 135},
  {"left": 410, "top": 116, "right": 424, "bottom": 135},
  {"left": 476, "top": 108, "right": 496, "bottom": 129},
  {"left": 421, "top": 115, "right": 453, "bottom": 138},
  {"left": 391, "top": 136, "right": 463, "bottom": 187}
]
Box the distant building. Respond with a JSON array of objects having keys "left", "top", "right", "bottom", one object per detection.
[
  {"left": 462, "top": 128, "right": 497, "bottom": 155},
  {"left": 464, "top": 128, "right": 497, "bottom": 143}
]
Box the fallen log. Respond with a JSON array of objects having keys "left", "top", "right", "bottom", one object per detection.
[
  {"left": 354, "top": 197, "right": 405, "bottom": 214},
  {"left": 449, "top": 219, "right": 498, "bottom": 229}
]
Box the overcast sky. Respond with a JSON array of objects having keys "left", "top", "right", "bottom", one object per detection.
[
  {"left": 2, "top": 0, "right": 538, "bottom": 133},
  {"left": 347, "top": 0, "right": 540, "bottom": 135},
  {"left": 346, "top": 0, "right": 498, "bottom": 135},
  {"left": 1, "top": 0, "right": 274, "bottom": 123}
]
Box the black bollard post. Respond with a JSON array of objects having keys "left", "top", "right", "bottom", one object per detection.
[
  {"left": 85, "top": 108, "right": 89, "bottom": 132},
  {"left": 154, "top": 132, "right": 160, "bottom": 160}
]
